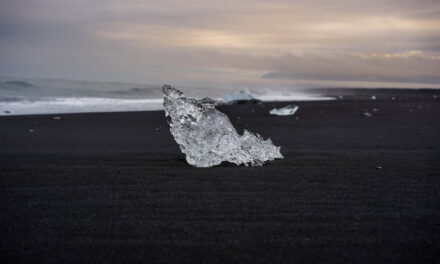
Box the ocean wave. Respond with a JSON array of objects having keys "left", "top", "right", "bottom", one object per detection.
[
  {"left": 0, "top": 93, "right": 336, "bottom": 115},
  {"left": 1, "top": 80, "right": 36, "bottom": 88},
  {"left": 0, "top": 77, "right": 162, "bottom": 99},
  {"left": 0, "top": 77, "right": 334, "bottom": 115}
]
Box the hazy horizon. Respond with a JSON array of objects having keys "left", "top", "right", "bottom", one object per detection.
[{"left": 1, "top": 75, "right": 440, "bottom": 91}]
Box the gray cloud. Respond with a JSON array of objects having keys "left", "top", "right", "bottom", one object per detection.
[
  {"left": 0, "top": 0, "right": 439, "bottom": 86},
  {"left": 189, "top": 50, "right": 440, "bottom": 84}
]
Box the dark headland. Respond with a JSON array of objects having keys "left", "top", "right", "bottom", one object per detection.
[{"left": 1, "top": 89, "right": 439, "bottom": 263}]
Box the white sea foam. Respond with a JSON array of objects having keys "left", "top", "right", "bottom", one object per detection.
[
  {"left": 0, "top": 93, "right": 335, "bottom": 116},
  {"left": 0, "top": 97, "right": 163, "bottom": 116},
  {"left": 256, "top": 93, "right": 335, "bottom": 102}
]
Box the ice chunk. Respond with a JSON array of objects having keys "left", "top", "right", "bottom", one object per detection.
[
  {"left": 371, "top": 95, "right": 376, "bottom": 100},
  {"left": 162, "top": 85, "right": 283, "bottom": 167},
  {"left": 269, "top": 105, "right": 299, "bottom": 116},
  {"left": 222, "top": 91, "right": 259, "bottom": 104}
]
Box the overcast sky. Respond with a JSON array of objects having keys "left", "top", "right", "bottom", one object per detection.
[{"left": 0, "top": 0, "right": 439, "bottom": 88}]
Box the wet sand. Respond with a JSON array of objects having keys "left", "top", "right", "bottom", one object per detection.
[{"left": 1, "top": 90, "right": 439, "bottom": 263}]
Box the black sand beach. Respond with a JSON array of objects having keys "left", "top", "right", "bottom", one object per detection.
[{"left": 1, "top": 90, "right": 439, "bottom": 263}]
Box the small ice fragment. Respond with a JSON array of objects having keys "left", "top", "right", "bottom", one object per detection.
[
  {"left": 372, "top": 108, "right": 379, "bottom": 112},
  {"left": 375, "top": 166, "right": 382, "bottom": 170},
  {"left": 371, "top": 95, "right": 376, "bottom": 100},
  {"left": 269, "top": 105, "right": 299, "bottom": 116},
  {"left": 338, "top": 95, "right": 344, "bottom": 99},
  {"left": 391, "top": 96, "right": 395, "bottom": 100},
  {"left": 162, "top": 85, "right": 283, "bottom": 167},
  {"left": 433, "top": 95, "right": 437, "bottom": 98},
  {"left": 223, "top": 91, "right": 257, "bottom": 104},
  {"left": 364, "top": 112, "right": 372, "bottom": 117},
  {"left": 52, "top": 116, "right": 61, "bottom": 120},
  {"left": 29, "top": 129, "right": 34, "bottom": 133}
]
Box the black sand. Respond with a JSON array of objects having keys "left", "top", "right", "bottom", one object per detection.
[{"left": 1, "top": 90, "right": 440, "bottom": 263}]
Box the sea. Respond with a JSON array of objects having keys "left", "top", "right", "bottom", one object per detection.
[{"left": 0, "top": 77, "right": 333, "bottom": 116}]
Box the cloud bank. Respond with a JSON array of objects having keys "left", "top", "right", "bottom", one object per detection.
[{"left": 0, "top": 0, "right": 439, "bottom": 87}]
